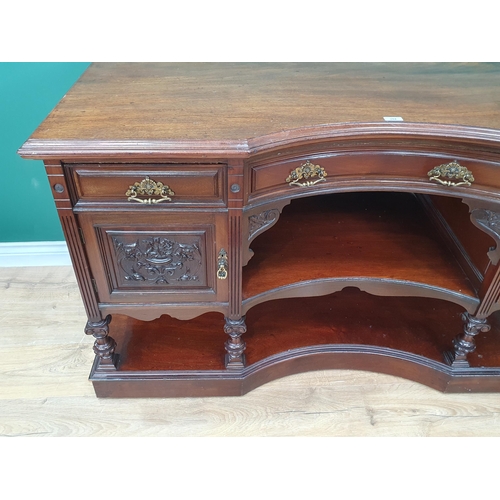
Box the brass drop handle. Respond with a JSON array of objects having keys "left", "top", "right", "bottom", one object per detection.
[
  {"left": 217, "top": 249, "right": 228, "bottom": 280},
  {"left": 286, "top": 160, "right": 327, "bottom": 187},
  {"left": 427, "top": 161, "right": 474, "bottom": 187},
  {"left": 126, "top": 176, "right": 175, "bottom": 204}
]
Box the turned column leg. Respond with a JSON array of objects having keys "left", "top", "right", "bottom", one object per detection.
[
  {"left": 84, "top": 315, "right": 118, "bottom": 370},
  {"left": 224, "top": 316, "right": 247, "bottom": 370},
  {"left": 444, "top": 312, "right": 491, "bottom": 368}
]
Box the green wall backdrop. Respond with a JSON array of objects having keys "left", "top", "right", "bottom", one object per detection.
[{"left": 0, "top": 63, "right": 91, "bottom": 242}]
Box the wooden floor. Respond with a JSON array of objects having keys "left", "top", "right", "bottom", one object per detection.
[{"left": 2, "top": 266, "right": 500, "bottom": 437}]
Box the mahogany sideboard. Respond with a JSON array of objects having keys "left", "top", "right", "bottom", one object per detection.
[{"left": 18, "top": 62, "right": 500, "bottom": 397}]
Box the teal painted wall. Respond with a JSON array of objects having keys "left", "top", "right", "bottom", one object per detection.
[{"left": 0, "top": 63, "right": 90, "bottom": 242}]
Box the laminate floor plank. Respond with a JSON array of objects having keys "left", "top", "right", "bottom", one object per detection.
[
  {"left": 1, "top": 266, "right": 500, "bottom": 437},
  {"left": 0, "top": 266, "right": 86, "bottom": 347}
]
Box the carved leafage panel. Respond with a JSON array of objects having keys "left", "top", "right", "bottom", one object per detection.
[
  {"left": 104, "top": 230, "right": 208, "bottom": 291},
  {"left": 248, "top": 209, "right": 280, "bottom": 241},
  {"left": 470, "top": 208, "right": 500, "bottom": 266}
]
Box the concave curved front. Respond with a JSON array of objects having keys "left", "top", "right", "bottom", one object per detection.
[
  {"left": 242, "top": 278, "right": 478, "bottom": 315},
  {"left": 242, "top": 191, "right": 478, "bottom": 311}
]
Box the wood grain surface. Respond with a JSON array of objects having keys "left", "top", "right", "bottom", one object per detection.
[
  {"left": 25, "top": 63, "right": 500, "bottom": 142},
  {"left": 2, "top": 266, "right": 500, "bottom": 436}
]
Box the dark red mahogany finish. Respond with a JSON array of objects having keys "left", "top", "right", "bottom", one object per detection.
[{"left": 18, "top": 63, "right": 500, "bottom": 397}]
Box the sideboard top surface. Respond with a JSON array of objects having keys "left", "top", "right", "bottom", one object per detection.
[{"left": 19, "top": 63, "right": 500, "bottom": 157}]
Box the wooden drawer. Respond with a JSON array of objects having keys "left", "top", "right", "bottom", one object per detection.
[
  {"left": 66, "top": 163, "right": 226, "bottom": 207},
  {"left": 249, "top": 152, "right": 500, "bottom": 198}
]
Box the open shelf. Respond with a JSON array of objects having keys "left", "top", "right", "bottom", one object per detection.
[
  {"left": 242, "top": 192, "right": 478, "bottom": 308},
  {"left": 92, "top": 290, "right": 500, "bottom": 397},
  {"left": 109, "top": 290, "right": 500, "bottom": 372},
  {"left": 113, "top": 313, "right": 227, "bottom": 371},
  {"left": 243, "top": 289, "right": 500, "bottom": 367}
]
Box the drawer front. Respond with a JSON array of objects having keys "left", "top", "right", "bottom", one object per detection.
[
  {"left": 79, "top": 212, "right": 228, "bottom": 304},
  {"left": 67, "top": 163, "right": 226, "bottom": 207},
  {"left": 249, "top": 153, "right": 500, "bottom": 198}
]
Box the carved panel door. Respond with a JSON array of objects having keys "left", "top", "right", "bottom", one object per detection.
[{"left": 78, "top": 211, "right": 228, "bottom": 304}]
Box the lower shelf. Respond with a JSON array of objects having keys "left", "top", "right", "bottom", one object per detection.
[{"left": 91, "top": 289, "right": 500, "bottom": 397}]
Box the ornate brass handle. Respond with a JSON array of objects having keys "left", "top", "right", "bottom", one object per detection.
[
  {"left": 217, "top": 249, "right": 228, "bottom": 280},
  {"left": 427, "top": 161, "right": 474, "bottom": 187},
  {"left": 286, "top": 160, "right": 327, "bottom": 187},
  {"left": 125, "top": 176, "right": 175, "bottom": 204}
]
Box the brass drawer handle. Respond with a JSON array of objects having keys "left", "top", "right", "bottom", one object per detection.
[
  {"left": 217, "top": 249, "right": 228, "bottom": 280},
  {"left": 427, "top": 161, "right": 474, "bottom": 187},
  {"left": 126, "top": 176, "right": 175, "bottom": 204},
  {"left": 286, "top": 160, "right": 327, "bottom": 187}
]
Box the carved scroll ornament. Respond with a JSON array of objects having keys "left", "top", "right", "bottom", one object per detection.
[
  {"left": 470, "top": 208, "right": 500, "bottom": 265},
  {"left": 248, "top": 209, "right": 280, "bottom": 240}
]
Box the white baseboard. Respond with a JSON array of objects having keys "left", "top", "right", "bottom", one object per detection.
[{"left": 0, "top": 241, "right": 71, "bottom": 267}]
